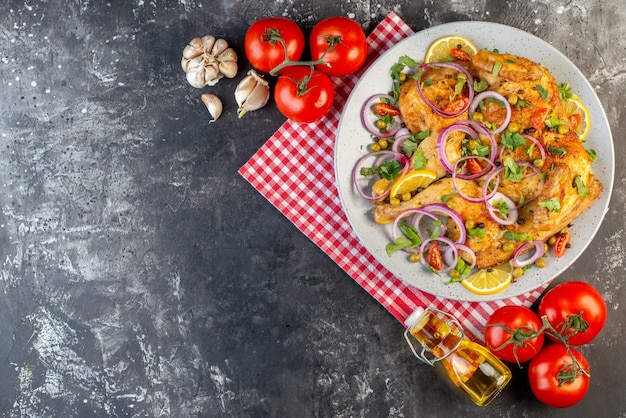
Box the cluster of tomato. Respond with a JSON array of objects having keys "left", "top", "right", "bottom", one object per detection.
[
  {"left": 244, "top": 16, "right": 368, "bottom": 123},
  {"left": 484, "top": 281, "right": 607, "bottom": 408}
]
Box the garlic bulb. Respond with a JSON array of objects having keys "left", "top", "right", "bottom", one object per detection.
[
  {"left": 181, "top": 35, "right": 238, "bottom": 88},
  {"left": 201, "top": 94, "right": 223, "bottom": 123},
  {"left": 235, "top": 70, "right": 270, "bottom": 118}
]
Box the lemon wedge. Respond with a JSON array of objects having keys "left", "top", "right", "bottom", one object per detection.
[
  {"left": 461, "top": 261, "right": 514, "bottom": 295},
  {"left": 425, "top": 35, "right": 478, "bottom": 63},
  {"left": 562, "top": 98, "right": 591, "bottom": 141},
  {"left": 389, "top": 169, "right": 438, "bottom": 197}
]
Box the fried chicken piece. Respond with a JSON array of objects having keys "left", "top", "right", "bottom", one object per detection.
[
  {"left": 372, "top": 178, "right": 521, "bottom": 268},
  {"left": 398, "top": 65, "right": 469, "bottom": 134},
  {"left": 471, "top": 49, "right": 561, "bottom": 137}
]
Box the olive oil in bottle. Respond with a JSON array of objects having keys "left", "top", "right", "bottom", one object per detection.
[{"left": 404, "top": 306, "right": 512, "bottom": 406}]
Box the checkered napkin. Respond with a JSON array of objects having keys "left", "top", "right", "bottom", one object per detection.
[{"left": 238, "top": 12, "right": 548, "bottom": 341}]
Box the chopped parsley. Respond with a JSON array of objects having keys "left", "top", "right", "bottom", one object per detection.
[
  {"left": 538, "top": 198, "right": 561, "bottom": 212},
  {"left": 492, "top": 60, "right": 503, "bottom": 77},
  {"left": 502, "top": 130, "right": 527, "bottom": 150},
  {"left": 503, "top": 157, "right": 524, "bottom": 182},
  {"left": 514, "top": 98, "right": 531, "bottom": 110},
  {"left": 547, "top": 144, "right": 567, "bottom": 157},
  {"left": 360, "top": 159, "right": 403, "bottom": 180},
  {"left": 536, "top": 84, "right": 549, "bottom": 101},
  {"left": 574, "top": 176, "right": 590, "bottom": 197},
  {"left": 558, "top": 83, "right": 580, "bottom": 100},
  {"left": 474, "top": 78, "right": 490, "bottom": 93},
  {"left": 503, "top": 231, "right": 531, "bottom": 242},
  {"left": 544, "top": 110, "right": 566, "bottom": 129},
  {"left": 412, "top": 150, "right": 427, "bottom": 170},
  {"left": 391, "top": 55, "right": 421, "bottom": 102}
]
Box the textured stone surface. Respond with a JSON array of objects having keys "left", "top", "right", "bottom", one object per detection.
[{"left": 0, "top": 0, "right": 624, "bottom": 416}]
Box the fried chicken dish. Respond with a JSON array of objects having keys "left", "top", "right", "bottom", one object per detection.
[{"left": 369, "top": 49, "right": 603, "bottom": 269}]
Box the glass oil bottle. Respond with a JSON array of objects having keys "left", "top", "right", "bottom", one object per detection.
[{"left": 404, "top": 306, "right": 512, "bottom": 406}]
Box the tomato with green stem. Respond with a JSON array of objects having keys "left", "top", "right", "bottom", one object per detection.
[
  {"left": 528, "top": 344, "right": 590, "bottom": 408},
  {"left": 538, "top": 281, "right": 607, "bottom": 346},
  {"left": 484, "top": 306, "right": 545, "bottom": 364},
  {"left": 244, "top": 17, "right": 305, "bottom": 74},
  {"left": 274, "top": 66, "right": 335, "bottom": 123},
  {"left": 309, "top": 16, "right": 368, "bottom": 76}
]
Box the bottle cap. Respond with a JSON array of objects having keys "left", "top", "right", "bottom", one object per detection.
[{"left": 404, "top": 306, "right": 425, "bottom": 329}]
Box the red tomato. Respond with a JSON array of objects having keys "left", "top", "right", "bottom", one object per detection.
[
  {"left": 484, "top": 306, "right": 545, "bottom": 364},
  {"left": 538, "top": 281, "right": 607, "bottom": 346},
  {"left": 569, "top": 113, "right": 581, "bottom": 130},
  {"left": 309, "top": 16, "right": 368, "bottom": 76},
  {"left": 553, "top": 231, "right": 571, "bottom": 257},
  {"left": 375, "top": 102, "right": 401, "bottom": 117},
  {"left": 443, "top": 97, "right": 469, "bottom": 114},
  {"left": 465, "top": 158, "right": 483, "bottom": 175},
  {"left": 274, "top": 66, "right": 335, "bottom": 123},
  {"left": 450, "top": 47, "right": 471, "bottom": 62},
  {"left": 528, "top": 344, "right": 590, "bottom": 408},
  {"left": 428, "top": 242, "right": 443, "bottom": 271},
  {"left": 244, "top": 17, "right": 305, "bottom": 74},
  {"left": 532, "top": 108, "right": 548, "bottom": 131}
]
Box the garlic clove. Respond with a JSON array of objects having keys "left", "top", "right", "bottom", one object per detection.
[
  {"left": 186, "top": 69, "right": 206, "bottom": 89},
  {"left": 217, "top": 47, "right": 237, "bottom": 63},
  {"left": 201, "top": 35, "right": 216, "bottom": 53},
  {"left": 211, "top": 38, "right": 229, "bottom": 56},
  {"left": 203, "top": 64, "right": 221, "bottom": 85},
  {"left": 201, "top": 94, "right": 223, "bottom": 123},
  {"left": 243, "top": 79, "right": 270, "bottom": 110},
  {"left": 219, "top": 61, "right": 238, "bottom": 79},
  {"left": 235, "top": 70, "right": 270, "bottom": 118},
  {"left": 234, "top": 73, "right": 257, "bottom": 107},
  {"left": 185, "top": 55, "right": 203, "bottom": 73},
  {"left": 182, "top": 37, "right": 204, "bottom": 59}
]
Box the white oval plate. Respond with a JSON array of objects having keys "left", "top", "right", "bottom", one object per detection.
[{"left": 334, "top": 21, "right": 614, "bottom": 301}]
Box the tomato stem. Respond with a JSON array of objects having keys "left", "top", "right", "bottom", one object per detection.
[
  {"left": 263, "top": 28, "right": 330, "bottom": 76},
  {"left": 487, "top": 315, "right": 591, "bottom": 378}
]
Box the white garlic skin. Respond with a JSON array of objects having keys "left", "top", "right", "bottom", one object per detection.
[
  {"left": 201, "top": 94, "right": 223, "bottom": 123},
  {"left": 235, "top": 70, "right": 270, "bottom": 118},
  {"left": 181, "top": 36, "right": 238, "bottom": 88}
]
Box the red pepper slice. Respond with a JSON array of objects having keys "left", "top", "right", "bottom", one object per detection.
[
  {"left": 428, "top": 242, "right": 443, "bottom": 271},
  {"left": 443, "top": 96, "right": 469, "bottom": 114},
  {"left": 450, "top": 48, "right": 471, "bottom": 62},
  {"left": 375, "top": 102, "right": 401, "bottom": 117},
  {"left": 553, "top": 231, "right": 571, "bottom": 257}
]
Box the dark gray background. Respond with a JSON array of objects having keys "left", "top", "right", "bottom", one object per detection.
[{"left": 0, "top": 0, "right": 624, "bottom": 416}]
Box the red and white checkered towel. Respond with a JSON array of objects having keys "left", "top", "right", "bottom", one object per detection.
[{"left": 239, "top": 12, "right": 548, "bottom": 341}]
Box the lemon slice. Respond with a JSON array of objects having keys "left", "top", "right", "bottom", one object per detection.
[
  {"left": 425, "top": 35, "right": 478, "bottom": 63},
  {"left": 462, "top": 261, "right": 513, "bottom": 295},
  {"left": 562, "top": 98, "right": 591, "bottom": 141},
  {"left": 389, "top": 169, "right": 438, "bottom": 197}
]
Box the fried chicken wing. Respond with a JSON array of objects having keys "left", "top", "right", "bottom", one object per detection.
[{"left": 471, "top": 49, "right": 561, "bottom": 137}]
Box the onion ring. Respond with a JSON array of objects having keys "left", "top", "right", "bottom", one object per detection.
[
  {"left": 486, "top": 191, "right": 519, "bottom": 225},
  {"left": 513, "top": 240, "right": 545, "bottom": 268},
  {"left": 469, "top": 91, "right": 512, "bottom": 134},
  {"left": 419, "top": 236, "right": 458, "bottom": 273},
  {"left": 352, "top": 151, "right": 410, "bottom": 201},
  {"left": 361, "top": 94, "right": 402, "bottom": 138}
]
